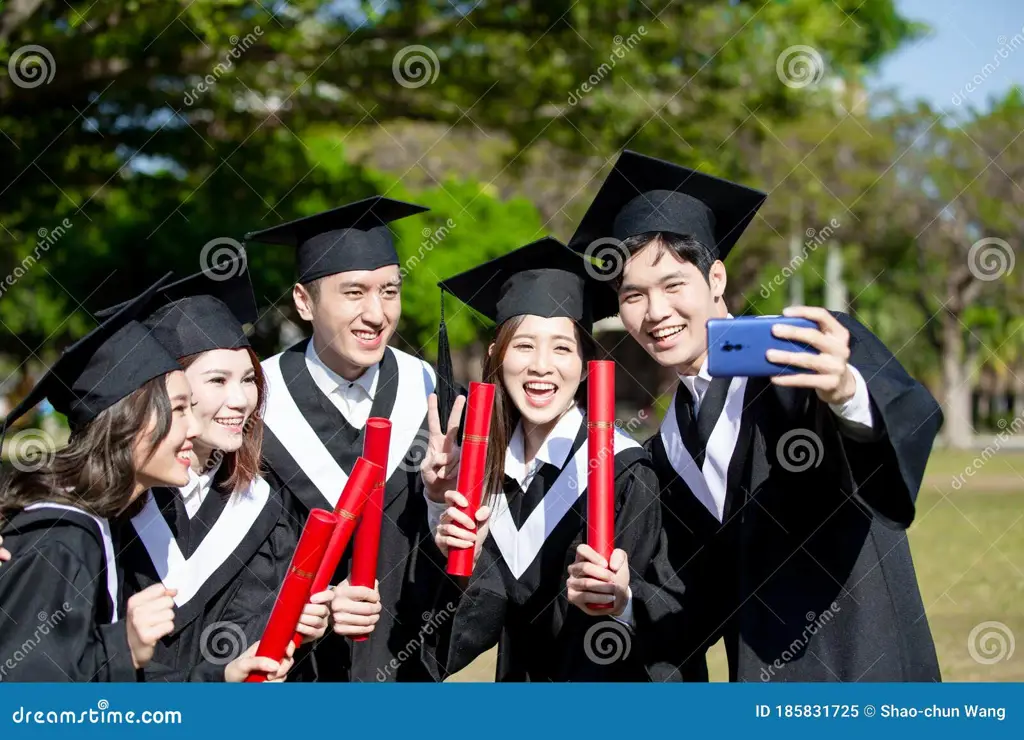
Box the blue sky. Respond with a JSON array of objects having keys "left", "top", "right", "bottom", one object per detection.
[{"left": 870, "top": 0, "right": 1024, "bottom": 111}]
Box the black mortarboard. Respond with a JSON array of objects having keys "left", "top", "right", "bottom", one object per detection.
[
  {"left": 1, "top": 273, "right": 181, "bottom": 436},
  {"left": 95, "top": 253, "right": 256, "bottom": 359},
  {"left": 433, "top": 237, "right": 617, "bottom": 427},
  {"left": 243, "top": 196, "right": 429, "bottom": 283},
  {"left": 438, "top": 237, "right": 618, "bottom": 328},
  {"left": 568, "top": 150, "right": 766, "bottom": 261}
]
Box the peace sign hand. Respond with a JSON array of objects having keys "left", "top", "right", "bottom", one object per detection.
[{"left": 422, "top": 393, "right": 466, "bottom": 503}]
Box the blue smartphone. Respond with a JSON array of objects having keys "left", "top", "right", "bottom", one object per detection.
[{"left": 706, "top": 316, "right": 819, "bottom": 377}]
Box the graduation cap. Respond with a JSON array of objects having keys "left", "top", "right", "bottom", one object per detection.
[
  {"left": 1, "top": 273, "right": 182, "bottom": 436},
  {"left": 568, "top": 150, "right": 767, "bottom": 261},
  {"left": 439, "top": 237, "right": 618, "bottom": 327},
  {"left": 95, "top": 253, "right": 257, "bottom": 359},
  {"left": 433, "top": 237, "right": 618, "bottom": 426},
  {"left": 244, "top": 196, "right": 429, "bottom": 283}
]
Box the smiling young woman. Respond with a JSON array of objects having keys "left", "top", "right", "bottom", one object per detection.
[
  {"left": 478, "top": 313, "right": 595, "bottom": 504},
  {"left": 420, "top": 237, "right": 679, "bottom": 682},
  {"left": 177, "top": 346, "right": 264, "bottom": 492},
  {"left": 0, "top": 275, "right": 196, "bottom": 682},
  {"left": 104, "top": 259, "right": 328, "bottom": 684}
]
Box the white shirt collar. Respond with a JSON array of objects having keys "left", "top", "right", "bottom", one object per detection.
[
  {"left": 678, "top": 313, "right": 733, "bottom": 406},
  {"left": 504, "top": 405, "right": 584, "bottom": 487},
  {"left": 304, "top": 339, "right": 379, "bottom": 400},
  {"left": 179, "top": 458, "right": 222, "bottom": 516},
  {"left": 678, "top": 359, "right": 712, "bottom": 405}
]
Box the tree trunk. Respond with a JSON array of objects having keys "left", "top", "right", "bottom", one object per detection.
[
  {"left": 941, "top": 312, "right": 974, "bottom": 448},
  {"left": 824, "top": 242, "right": 848, "bottom": 312}
]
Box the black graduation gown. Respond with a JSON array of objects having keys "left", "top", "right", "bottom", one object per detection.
[
  {"left": 118, "top": 471, "right": 288, "bottom": 682},
  {"left": 647, "top": 311, "right": 942, "bottom": 682},
  {"left": 260, "top": 340, "right": 448, "bottom": 682},
  {"left": 0, "top": 504, "right": 136, "bottom": 682},
  {"left": 421, "top": 407, "right": 667, "bottom": 682}
]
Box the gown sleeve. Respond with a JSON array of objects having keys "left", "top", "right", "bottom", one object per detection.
[
  {"left": 0, "top": 543, "right": 137, "bottom": 682},
  {"left": 609, "top": 459, "right": 697, "bottom": 680},
  {"left": 420, "top": 535, "right": 508, "bottom": 681},
  {"left": 824, "top": 312, "right": 943, "bottom": 528}
]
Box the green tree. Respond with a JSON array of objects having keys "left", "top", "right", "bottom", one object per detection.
[{"left": 0, "top": 0, "right": 918, "bottom": 380}]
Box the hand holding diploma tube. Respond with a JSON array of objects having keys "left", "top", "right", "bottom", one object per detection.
[
  {"left": 290, "top": 457, "right": 382, "bottom": 650},
  {"left": 445, "top": 382, "right": 496, "bottom": 577},
  {"left": 434, "top": 489, "right": 492, "bottom": 567},
  {"left": 586, "top": 360, "right": 615, "bottom": 609},
  {"left": 246, "top": 509, "right": 337, "bottom": 683},
  {"left": 350, "top": 419, "right": 391, "bottom": 642}
]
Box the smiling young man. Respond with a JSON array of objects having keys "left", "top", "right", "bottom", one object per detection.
[
  {"left": 570, "top": 151, "right": 943, "bottom": 682},
  {"left": 246, "top": 196, "right": 453, "bottom": 682}
]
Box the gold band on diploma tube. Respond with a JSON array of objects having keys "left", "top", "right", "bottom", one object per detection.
[
  {"left": 587, "top": 421, "right": 615, "bottom": 429},
  {"left": 290, "top": 566, "right": 315, "bottom": 579},
  {"left": 464, "top": 433, "right": 490, "bottom": 443},
  {"left": 338, "top": 509, "right": 356, "bottom": 521}
]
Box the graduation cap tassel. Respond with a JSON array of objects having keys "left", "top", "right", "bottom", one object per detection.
[{"left": 436, "top": 288, "right": 456, "bottom": 430}]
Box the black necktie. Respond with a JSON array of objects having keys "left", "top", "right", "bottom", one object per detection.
[
  {"left": 675, "top": 376, "right": 732, "bottom": 468},
  {"left": 696, "top": 376, "right": 732, "bottom": 450},
  {"left": 505, "top": 462, "right": 556, "bottom": 530},
  {"left": 674, "top": 383, "right": 705, "bottom": 468}
]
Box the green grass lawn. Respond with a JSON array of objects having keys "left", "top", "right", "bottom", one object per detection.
[{"left": 450, "top": 449, "right": 1024, "bottom": 682}]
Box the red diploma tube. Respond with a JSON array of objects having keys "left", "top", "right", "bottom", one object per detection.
[
  {"left": 446, "top": 382, "right": 496, "bottom": 577},
  {"left": 350, "top": 419, "right": 391, "bottom": 642},
  {"left": 587, "top": 360, "right": 616, "bottom": 610},
  {"left": 290, "top": 457, "right": 382, "bottom": 650},
  {"left": 247, "top": 509, "right": 337, "bottom": 682}
]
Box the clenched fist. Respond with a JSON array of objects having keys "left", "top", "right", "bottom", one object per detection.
[{"left": 125, "top": 584, "right": 176, "bottom": 669}]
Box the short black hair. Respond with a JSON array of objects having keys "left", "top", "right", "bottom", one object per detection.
[
  {"left": 302, "top": 277, "right": 323, "bottom": 304},
  {"left": 615, "top": 231, "right": 717, "bottom": 288}
]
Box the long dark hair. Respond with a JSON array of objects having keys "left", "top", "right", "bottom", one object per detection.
[
  {"left": 480, "top": 315, "right": 597, "bottom": 502},
  {"left": 0, "top": 374, "right": 174, "bottom": 527},
  {"left": 179, "top": 346, "right": 266, "bottom": 493}
]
